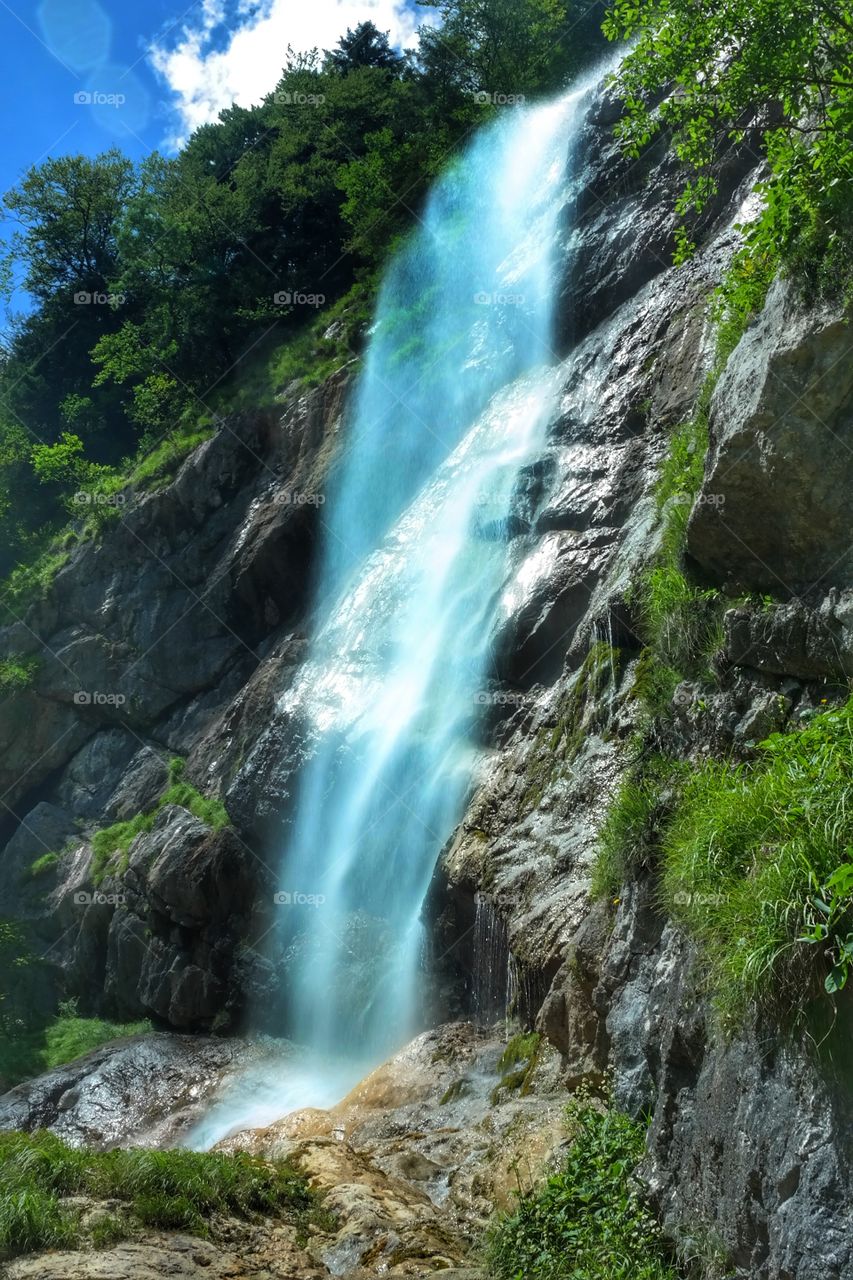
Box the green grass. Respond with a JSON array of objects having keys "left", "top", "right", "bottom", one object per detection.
[
  {"left": 591, "top": 755, "right": 684, "bottom": 900},
  {"left": 25, "top": 852, "right": 60, "bottom": 881},
  {"left": 0, "top": 547, "right": 70, "bottom": 624},
  {"left": 213, "top": 281, "right": 373, "bottom": 414},
  {"left": 631, "top": 255, "right": 774, "bottom": 706},
  {"left": 486, "top": 1103, "right": 680, "bottom": 1280},
  {"left": 660, "top": 697, "right": 853, "bottom": 1025},
  {"left": 91, "top": 757, "right": 229, "bottom": 885},
  {"left": 42, "top": 1012, "right": 151, "bottom": 1070},
  {"left": 0, "top": 1130, "right": 322, "bottom": 1259}
]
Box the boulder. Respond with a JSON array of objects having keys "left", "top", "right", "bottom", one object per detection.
[{"left": 688, "top": 278, "right": 853, "bottom": 591}]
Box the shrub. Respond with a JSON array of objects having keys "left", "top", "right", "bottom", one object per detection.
[
  {"left": 487, "top": 1103, "right": 679, "bottom": 1280},
  {"left": 90, "top": 757, "right": 229, "bottom": 884},
  {"left": 0, "top": 655, "right": 39, "bottom": 694}
]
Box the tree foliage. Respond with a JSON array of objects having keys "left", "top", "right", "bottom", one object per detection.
[{"left": 604, "top": 0, "right": 853, "bottom": 291}]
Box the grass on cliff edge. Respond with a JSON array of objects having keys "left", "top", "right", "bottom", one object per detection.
[
  {"left": 660, "top": 696, "right": 853, "bottom": 1027},
  {"left": 91, "top": 756, "right": 229, "bottom": 885},
  {"left": 487, "top": 1102, "right": 680, "bottom": 1280},
  {"left": 0, "top": 1130, "right": 322, "bottom": 1258}
]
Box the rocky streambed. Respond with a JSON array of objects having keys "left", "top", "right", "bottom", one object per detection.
[{"left": 0, "top": 1022, "right": 567, "bottom": 1279}]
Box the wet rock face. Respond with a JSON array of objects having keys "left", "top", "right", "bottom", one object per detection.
[
  {"left": 0, "top": 374, "right": 348, "bottom": 1028},
  {"left": 687, "top": 277, "right": 853, "bottom": 591}
]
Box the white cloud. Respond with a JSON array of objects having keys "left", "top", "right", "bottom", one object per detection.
[{"left": 150, "top": 0, "right": 424, "bottom": 147}]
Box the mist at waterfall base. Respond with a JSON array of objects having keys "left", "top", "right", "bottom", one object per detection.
[{"left": 189, "top": 81, "right": 594, "bottom": 1149}]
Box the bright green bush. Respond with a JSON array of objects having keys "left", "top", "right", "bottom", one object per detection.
[{"left": 487, "top": 1103, "right": 679, "bottom": 1280}]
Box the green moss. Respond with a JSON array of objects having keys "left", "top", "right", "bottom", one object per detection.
[
  {"left": 520, "top": 643, "right": 620, "bottom": 814},
  {"left": 632, "top": 257, "right": 773, "bottom": 704},
  {"left": 0, "top": 1130, "right": 323, "bottom": 1259},
  {"left": 440, "top": 1077, "right": 471, "bottom": 1105},
  {"left": 90, "top": 757, "right": 229, "bottom": 885},
  {"left": 486, "top": 1103, "right": 679, "bottom": 1280},
  {"left": 492, "top": 1033, "right": 541, "bottom": 1102},
  {"left": 25, "top": 852, "right": 59, "bottom": 882},
  {"left": 661, "top": 697, "right": 853, "bottom": 1026}
]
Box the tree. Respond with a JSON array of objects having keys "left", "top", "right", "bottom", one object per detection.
[
  {"left": 2, "top": 152, "right": 135, "bottom": 302},
  {"left": 325, "top": 22, "right": 405, "bottom": 74},
  {"left": 603, "top": 0, "right": 853, "bottom": 293},
  {"left": 416, "top": 0, "right": 572, "bottom": 98}
]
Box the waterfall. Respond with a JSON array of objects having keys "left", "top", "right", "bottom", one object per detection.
[
  {"left": 275, "top": 90, "right": 583, "bottom": 1066},
  {"left": 191, "top": 79, "right": 597, "bottom": 1147}
]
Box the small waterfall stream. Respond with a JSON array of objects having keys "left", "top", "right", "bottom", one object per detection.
[{"left": 192, "top": 78, "right": 600, "bottom": 1147}]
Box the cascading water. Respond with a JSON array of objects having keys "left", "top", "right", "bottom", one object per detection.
[
  {"left": 191, "top": 77, "right": 599, "bottom": 1148},
  {"left": 276, "top": 92, "right": 579, "bottom": 1064}
]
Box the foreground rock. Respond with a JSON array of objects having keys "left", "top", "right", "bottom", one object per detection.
[
  {"left": 0, "top": 1024, "right": 558, "bottom": 1278},
  {"left": 0, "top": 1033, "right": 301, "bottom": 1148}
]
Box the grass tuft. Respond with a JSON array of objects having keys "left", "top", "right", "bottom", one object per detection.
[
  {"left": 0, "top": 1131, "right": 322, "bottom": 1259},
  {"left": 660, "top": 697, "right": 853, "bottom": 1025}
]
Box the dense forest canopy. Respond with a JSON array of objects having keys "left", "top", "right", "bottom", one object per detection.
[{"left": 0, "top": 0, "right": 849, "bottom": 586}]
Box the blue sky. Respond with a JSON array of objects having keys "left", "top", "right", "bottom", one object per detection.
[{"left": 0, "top": 0, "right": 425, "bottom": 306}]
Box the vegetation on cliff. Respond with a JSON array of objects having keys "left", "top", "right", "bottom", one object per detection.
[
  {"left": 488, "top": 1102, "right": 680, "bottom": 1280},
  {"left": 605, "top": 0, "right": 853, "bottom": 297}
]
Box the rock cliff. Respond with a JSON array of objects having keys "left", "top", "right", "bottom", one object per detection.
[{"left": 1, "top": 75, "right": 852, "bottom": 1280}]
